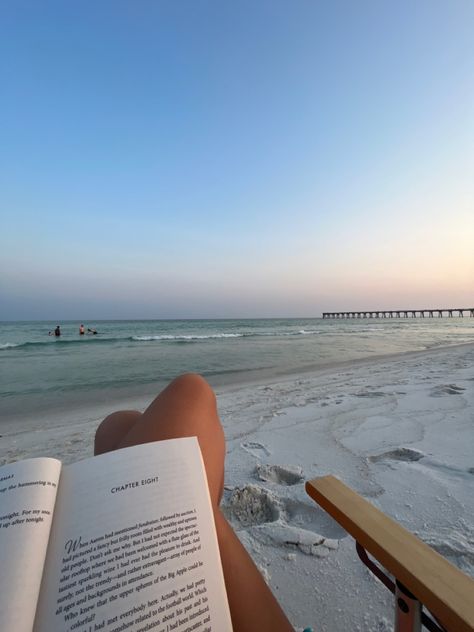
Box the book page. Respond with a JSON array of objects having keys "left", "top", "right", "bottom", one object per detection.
[
  {"left": 34, "top": 438, "right": 232, "bottom": 632},
  {"left": 0, "top": 457, "right": 62, "bottom": 632}
]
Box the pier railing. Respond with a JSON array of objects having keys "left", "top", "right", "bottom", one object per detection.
[{"left": 322, "top": 308, "right": 474, "bottom": 319}]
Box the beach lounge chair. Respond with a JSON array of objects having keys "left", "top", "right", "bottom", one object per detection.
[{"left": 306, "top": 476, "right": 474, "bottom": 632}]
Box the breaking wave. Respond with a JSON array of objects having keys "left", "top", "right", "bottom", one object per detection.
[
  {"left": 132, "top": 333, "right": 244, "bottom": 341},
  {"left": 0, "top": 328, "right": 327, "bottom": 351}
]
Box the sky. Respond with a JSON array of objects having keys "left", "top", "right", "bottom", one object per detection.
[{"left": 1, "top": 0, "right": 473, "bottom": 319}]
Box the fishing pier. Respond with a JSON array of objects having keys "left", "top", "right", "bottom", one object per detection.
[{"left": 322, "top": 308, "right": 474, "bottom": 319}]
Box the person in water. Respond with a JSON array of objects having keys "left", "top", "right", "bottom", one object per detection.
[
  {"left": 95, "top": 374, "right": 293, "bottom": 632},
  {"left": 79, "top": 324, "right": 85, "bottom": 335},
  {"left": 87, "top": 327, "right": 98, "bottom": 335},
  {"left": 54, "top": 325, "right": 61, "bottom": 337}
]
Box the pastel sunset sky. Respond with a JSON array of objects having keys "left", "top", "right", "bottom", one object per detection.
[{"left": 1, "top": 1, "right": 473, "bottom": 319}]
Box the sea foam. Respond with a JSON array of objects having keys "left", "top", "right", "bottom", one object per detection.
[{"left": 132, "top": 333, "right": 244, "bottom": 341}]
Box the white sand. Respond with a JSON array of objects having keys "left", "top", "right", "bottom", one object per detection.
[{"left": 1, "top": 343, "right": 473, "bottom": 631}]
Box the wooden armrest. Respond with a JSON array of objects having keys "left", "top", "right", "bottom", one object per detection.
[{"left": 306, "top": 475, "right": 474, "bottom": 632}]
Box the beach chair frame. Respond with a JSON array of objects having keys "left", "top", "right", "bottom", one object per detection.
[
  {"left": 306, "top": 476, "right": 474, "bottom": 632},
  {"left": 355, "top": 542, "right": 444, "bottom": 632}
]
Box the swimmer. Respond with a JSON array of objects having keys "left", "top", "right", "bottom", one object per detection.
[{"left": 79, "top": 324, "right": 85, "bottom": 335}]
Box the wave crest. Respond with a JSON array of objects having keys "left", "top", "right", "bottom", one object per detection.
[
  {"left": 0, "top": 328, "right": 325, "bottom": 350},
  {"left": 132, "top": 333, "right": 244, "bottom": 341}
]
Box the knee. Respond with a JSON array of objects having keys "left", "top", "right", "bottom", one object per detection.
[
  {"left": 94, "top": 410, "right": 141, "bottom": 455},
  {"left": 95, "top": 412, "right": 116, "bottom": 442},
  {"left": 168, "top": 373, "right": 216, "bottom": 407}
]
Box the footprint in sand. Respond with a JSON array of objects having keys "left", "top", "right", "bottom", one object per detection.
[
  {"left": 241, "top": 441, "right": 271, "bottom": 459},
  {"left": 255, "top": 463, "right": 304, "bottom": 485},
  {"left": 226, "top": 483, "right": 345, "bottom": 551},
  {"left": 430, "top": 384, "right": 466, "bottom": 397},
  {"left": 369, "top": 447, "right": 424, "bottom": 463},
  {"left": 282, "top": 498, "right": 346, "bottom": 540},
  {"left": 226, "top": 485, "right": 341, "bottom": 556},
  {"left": 228, "top": 485, "right": 281, "bottom": 526}
]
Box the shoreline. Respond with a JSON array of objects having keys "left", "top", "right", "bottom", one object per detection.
[
  {"left": 213, "top": 339, "right": 474, "bottom": 392},
  {"left": 2, "top": 340, "right": 473, "bottom": 439}
]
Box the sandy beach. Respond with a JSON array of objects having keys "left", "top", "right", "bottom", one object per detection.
[{"left": 1, "top": 343, "right": 473, "bottom": 631}]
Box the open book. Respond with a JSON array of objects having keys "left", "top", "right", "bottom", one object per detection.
[{"left": 0, "top": 438, "right": 233, "bottom": 632}]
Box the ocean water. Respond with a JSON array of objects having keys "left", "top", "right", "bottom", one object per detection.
[{"left": 1, "top": 318, "right": 473, "bottom": 428}]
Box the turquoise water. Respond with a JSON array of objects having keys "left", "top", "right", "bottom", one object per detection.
[{"left": 1, "top": 318, "right": 473, "bottom": 426}]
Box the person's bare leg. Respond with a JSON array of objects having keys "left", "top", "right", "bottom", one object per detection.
[
  {"left": 94, "top": 410, "right": 141, "bottom": 455},
  {"left": 94, "top": 374, "right": 293, "bottom": 632}
]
